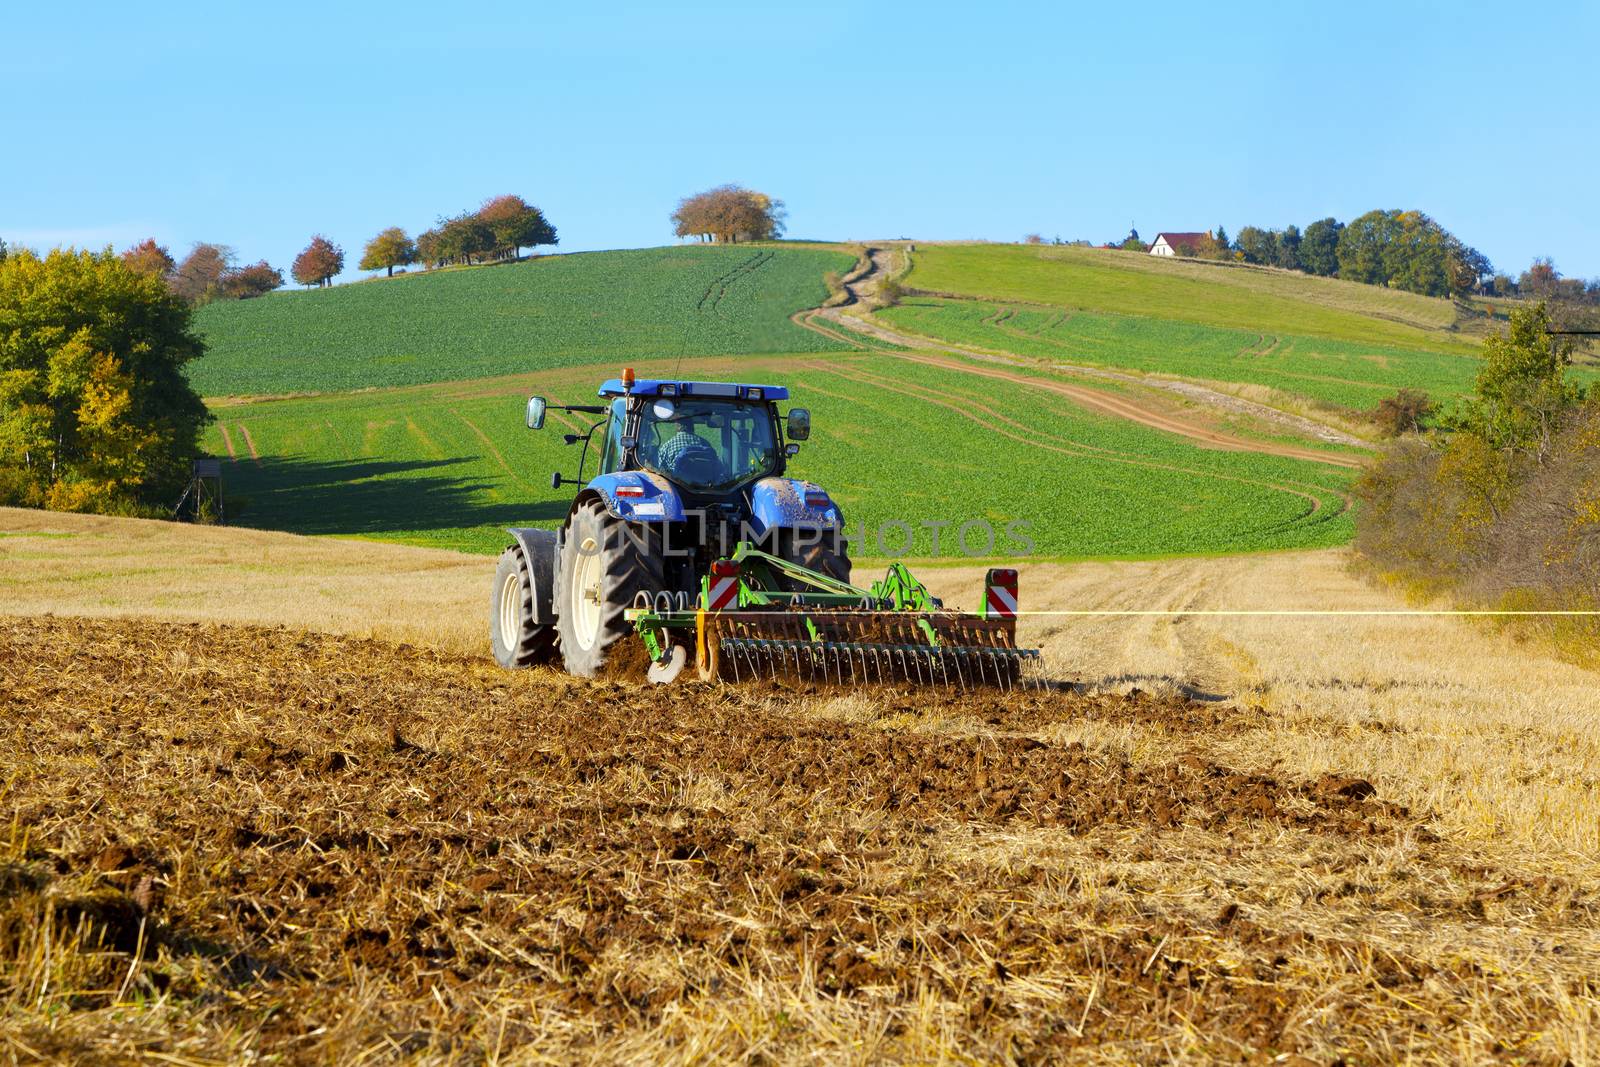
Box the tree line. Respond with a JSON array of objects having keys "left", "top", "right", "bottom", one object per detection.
[
  {"left": 5, "top": 183, "right": 789, "bottom": 309},
  {"left": 295, "top": 194, "right": 558, "bottom": 285},
  {"left": 119, "top": 240, "right": 284, "bottom": 304},
  {"left": 0, "top": 192, "right": 560, "bottom": 307},
  {"left": 1101, "top": 213, "right": 1600, "bottom": 305}
]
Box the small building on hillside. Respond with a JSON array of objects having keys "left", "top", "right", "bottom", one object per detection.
[{"left": 1148, "top": 232, "right": 1208, "bottom": 257}]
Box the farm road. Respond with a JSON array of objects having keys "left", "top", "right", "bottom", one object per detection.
[{"left": 801, "top": 247, "right": 1367, "bottom": 466}]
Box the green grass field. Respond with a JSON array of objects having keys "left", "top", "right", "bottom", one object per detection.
[
  {"left": 205, "top": 355, "right": 1354, "bottom": 560},
  {"left": 880, "top": 298, "right": 1486, "bottom": 411},
  {"left": 190, "top": 245, "right": 854, "bottom": 397},
  {"left": 901, "top": 243, "right": 1480, "bottom": 352}
]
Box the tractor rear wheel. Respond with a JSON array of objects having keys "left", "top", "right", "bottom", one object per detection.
[
  {"left": 556, "top": 499, "right": 665, "bottom": 678},
  {"left": 777, "top": 528, "right": 852, "bottom": 590},
  {"left": 491, "top": 546, "right": 559, "bottom": 668}
]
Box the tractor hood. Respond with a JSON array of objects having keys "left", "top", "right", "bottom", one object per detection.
[{"left": 581, "top": 472, "right": 840, "bottom": 531}]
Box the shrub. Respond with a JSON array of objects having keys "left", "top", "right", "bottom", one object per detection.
[
  {"left": 1355, "top": 303, "right": 1596, "bottom": 657},
  {"left": 1373, "top": 388, "right": 1433, "bottom": 436}
]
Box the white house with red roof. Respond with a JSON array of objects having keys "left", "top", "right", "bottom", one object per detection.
[{"left": 1148, "top": 232, "right": 1209, "bottom": 257}]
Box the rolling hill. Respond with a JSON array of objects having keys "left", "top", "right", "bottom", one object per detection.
[
  {"left": 879, "top": 297, "right": 1481, "bottom": 410},
  {"left": 899, "top": 243, "right": 1480, "bottom": 349},
  {"left": 177, "top": 239, "right": 1549, "bottom": 561},
  {"left": 189, "top": 244, "right": 855, "bottom": 397},
  {"left": 877, "top": 243, "right": 1511, "bottom": 414}
]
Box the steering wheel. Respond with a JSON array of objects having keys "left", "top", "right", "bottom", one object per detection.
[{"left": 673, "top": 449, "right": 722, "bottom": 483}]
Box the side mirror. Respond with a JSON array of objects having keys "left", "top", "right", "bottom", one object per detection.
[
  {"left": 786, "top": 407, "right": 811, "bottom": 441},
  {"left": 526, "top": 396, "right": 547, "bottom": 430},
  {"left": 550, "top": 471, "right": 563, "bottom": 490},
  {"left": 785, "top": 442, "right": 801, "bottom": 457}
]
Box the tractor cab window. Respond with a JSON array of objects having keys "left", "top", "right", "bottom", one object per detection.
[
  {"left": 636, "top": 397, "right": 778, "bottom": 491},
  {"left": 599, "top": 398, "right": 626, "bottom": 474}
]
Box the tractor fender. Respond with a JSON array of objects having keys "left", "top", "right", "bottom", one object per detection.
[
  {"left": 576, "top": 472, "right": 686, "bottom": 523},
  {"left": 747, "top": 477, "right": 842, "bottom": 536},
  {"left": 504, "top": 527, "right": 557, "bottom": 625}
]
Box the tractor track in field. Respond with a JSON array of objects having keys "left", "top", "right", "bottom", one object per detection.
[
  {"left": 808, "top": 357, "right": 1353, "bottom": 514},
  {"left": 235, "top": 422, "right": 261, "bottom": 464},
  {"left": 891, "top": 351, "right": 1364, "bottom": 469},
  {"left": 797, "top": 249, "right": 1369, "bottom": 464},
  {"left": 455, "top": 411, "right": 537, "bottom": 491},
  {"left": 801, "top": 360, "right": 1346, "bottom": 536},
  {"left": 697, "top": 250, "right": 774, "bottom": 312}
]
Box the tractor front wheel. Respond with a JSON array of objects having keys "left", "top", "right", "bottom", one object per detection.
[
  {"left": 490, "top": 546, "right": 559, "bottom": 669},
  {"left": 556, "top": 499, "right": 664, "bottom": 678}
]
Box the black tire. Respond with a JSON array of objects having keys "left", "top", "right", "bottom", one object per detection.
[
  {"left": 491, "top": 546, "right": 559, "bottom": 668},
  {"left": 556, "top": 499, "right": 665, "bottom": 677},
  {"left": 777, "top": 527, "right": 852, "bottom": 590}
]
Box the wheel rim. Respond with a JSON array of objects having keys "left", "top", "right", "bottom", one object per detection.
[
  {"left": 498, "top": 569, "right": 521, "bottom": 649},
  {"left": 570, "top": 535, "right": 602, "bottom": 651}
]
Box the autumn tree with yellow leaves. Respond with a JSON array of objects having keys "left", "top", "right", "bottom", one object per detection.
[{"left": 0, "top": 248, "right": 209, "bottom": 513}]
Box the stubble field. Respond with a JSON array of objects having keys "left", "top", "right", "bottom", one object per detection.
[{"left": 4, "top": 514, "right": 1599, "bottom": 1065}]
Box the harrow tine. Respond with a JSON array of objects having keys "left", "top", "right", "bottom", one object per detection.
[
  {"left": 796, "top": 634, "right": 806, "bottom": 684},
  {"left": 992, "top": 640, "right": 1010, "bottom": 694},
  {"left": 790, "top": 616, "right": 804, "bottom": 683}
]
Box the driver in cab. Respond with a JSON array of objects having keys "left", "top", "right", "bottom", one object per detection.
[{"left": 649, "top": 400, "right": 725, "bottom": 484}]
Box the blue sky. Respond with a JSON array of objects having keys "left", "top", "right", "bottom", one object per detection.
[{"left": 4, "top": 1, "right": 1595, "bottom": 284}]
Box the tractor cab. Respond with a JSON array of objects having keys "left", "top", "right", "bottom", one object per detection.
[
  {"left": 598, "top": 386, "right": 785, "bottom": 490},
  {"left": 526, "top": 374, "right": 809, "bottom": 498}
]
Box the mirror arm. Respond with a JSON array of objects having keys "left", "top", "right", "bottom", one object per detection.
[
  {"left": 575, "top": 418, "right": 605, "bottom": 483},
  {"left": 553, "top": 419, "right": 607, "bottom": 489}
]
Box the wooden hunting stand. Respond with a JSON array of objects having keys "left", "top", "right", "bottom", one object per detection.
[{"left": 174, "top": 457, "right": 224, "bottom": 523}]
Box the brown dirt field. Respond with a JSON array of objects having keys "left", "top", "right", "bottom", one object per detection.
[{"left": 5, "top": 613, "right": 1599, "bottom": 1064}]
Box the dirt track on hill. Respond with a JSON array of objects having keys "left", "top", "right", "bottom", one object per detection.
[
  {"left": 799, "top": 248, "right": 1366, "bottom": 468},
  {"left": 6, "top": 614, "right": 1600, "bottom": 1063}
]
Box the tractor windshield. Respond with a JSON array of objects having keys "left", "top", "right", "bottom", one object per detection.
[{"left": 637, "top": 397, "right": 779, "bottom": 491}]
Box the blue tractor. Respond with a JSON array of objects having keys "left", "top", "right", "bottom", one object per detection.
[{"left": 492, "top": 369, "right": 1036, "bottom": 687}]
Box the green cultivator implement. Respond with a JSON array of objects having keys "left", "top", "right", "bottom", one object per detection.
[
  {"left": 493, "top": 370, "right": 1043, "bottom": 688},
  {"left": 627, "top": 544, "right": 1041, "bottom": 688}
]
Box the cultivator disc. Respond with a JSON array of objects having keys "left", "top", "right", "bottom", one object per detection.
[
  {"left": 703, "top": 608, "right": 1043, "bottom": 690},
  {"left": 630, "top": 545, "right": 1047, "bottom": 690}
]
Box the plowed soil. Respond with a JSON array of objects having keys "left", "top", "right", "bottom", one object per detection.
[{"left": 4, "top": 616, "right": 1597, "bottom": 1065}]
